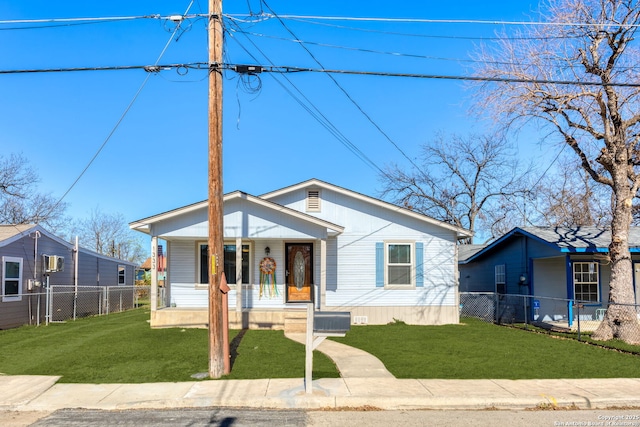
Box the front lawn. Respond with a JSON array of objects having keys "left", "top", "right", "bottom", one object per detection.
[
  {"left": 2, "top": 311, "right": 639, "bottom": 383},
  {"left": 332, "top": 317, "right": 640, "bottom": 379},
  {"left": 0, "top": 308, "right": 339, "bottom": 383}
]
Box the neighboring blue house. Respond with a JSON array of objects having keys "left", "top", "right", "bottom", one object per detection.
[
  {"left": 130, "top": 179, "right": 472, "bottom": 330},
  {"left": 458, "top": 226, "right": 640, "bottom": 323}
]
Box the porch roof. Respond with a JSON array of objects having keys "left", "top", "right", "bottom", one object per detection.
[{"left": 129, "top": 190, "right": 345, "bottom": 238}]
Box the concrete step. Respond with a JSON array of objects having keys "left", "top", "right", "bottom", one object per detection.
[{"left": 284, "top": 312, "right": 308, "bottom": 334}]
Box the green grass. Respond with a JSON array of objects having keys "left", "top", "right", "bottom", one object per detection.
[
  {"left": 331, "top": 317, "right": 640, "bottom": 379},
  {"left": 0, "top": 308, "right": 339, "bottom": 383},
  {"left": 4, "top": 311, "right": 640, "bottom": 383}
]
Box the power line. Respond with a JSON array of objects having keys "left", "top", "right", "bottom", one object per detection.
[
  {"left": 226, "top": 26, "right": 574, "bottom": 68},
  {"left": 226, "top": 13, "right": 640, "bottom": 28},
  {"left": 2, "top": 61, "right": 638, "bottom": 89},
  {"left": 260, "top": 1, "right": 422, "bottom": 174},
  {"left": 225, "top": 19, "right": 387, "bottom": 176},
  {"left": 0, "top": 14, "right": 205, "bottom": 25},
  {"left": 0, "top": 63, "right": 208, "bottom": 75},
  {"left": 49, "top": 2, "right": 196, "bottom": 215},
  {"left": 240, "top": 65, "right": 640, "bottom": 88},
  {"left": 273, "top": 16, "right": 576, "bottom": 41}
]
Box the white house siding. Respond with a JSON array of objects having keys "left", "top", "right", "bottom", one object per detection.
[
  {"left": 144, "top": 182, "right": 464, "bottom": 326},
  {"left": 302, "top": 191, "right": 458, "bottom": 312},
  {"left": 169, "top": 240, "right": 196, "bottom": 284}
]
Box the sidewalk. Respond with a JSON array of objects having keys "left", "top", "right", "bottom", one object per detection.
[{"left": 3, "top": 375, "right": 640, "bottom": 413}]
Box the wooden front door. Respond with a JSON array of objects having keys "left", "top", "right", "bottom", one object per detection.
[{"left": 285, "top": 243, "right": 313, "bottom": 303}]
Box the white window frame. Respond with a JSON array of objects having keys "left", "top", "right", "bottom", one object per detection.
[
  {"left": 197, "top": 241, "right": 252, "bottom": 288},
  {"left": 118, "top": 265, "right": 126, "bottom": 286},
  {"left": 495, "top": 264, "right": 506, "bottom": 293},
  {"left": 384, "top": 241, "right": 415, "bottom": 289},
  {"left": 573, "top": 261, "right": 600, "bottom": 302},
  {"left": 2, "top": 256, "right": 23, "bottom": 302}
]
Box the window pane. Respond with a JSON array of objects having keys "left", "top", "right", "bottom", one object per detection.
[
  {"left": 5, "top": 261, "right": 19, "bottom": 279},
  {"left": 241, "top": 245, "right": 250, "bottom": 285},
  {"left": 200, "top": 244, "right": 208, "bottom": 284},
  {"left": 388, "top": 265, "right": 411, "bottom": 285},
  {"left": 5, "top": 280, "right": 19, "bottom": 295},
  {"left": 224, "top": 244, "right": 237, "bottom": 285},
  {"left": 118, "top": 266, "right": 125, "bottom": 284},
  {"left": 202, "top": 244, "right": 250, "bottom": 285},
  {"left": 574, "top": 262, "right": 598, "bottom": 302},
  {"left": 388, "top": 244, "right": 410, "bottom": 264}
]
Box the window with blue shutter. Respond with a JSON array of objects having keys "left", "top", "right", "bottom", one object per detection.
[
  {"left": 415, "top": 242, "right": 424, "bottom": 287},
  {"left": 375, "top": 242, "right": 384, "bottom": 287}
]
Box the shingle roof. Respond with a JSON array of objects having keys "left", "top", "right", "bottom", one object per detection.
[
  {"left": 460, "top": 226, "right": 640, "bottom": 264},
  {"left": 519, "top": 226, "right": 640, "bottom": 250},
  {"left": 0, "top": 224, "right": 37, "bottom": 242}
]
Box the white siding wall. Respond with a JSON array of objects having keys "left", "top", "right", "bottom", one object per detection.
[
  {"left": 273, "top": 188, "right": 458, "bottom": 309},
  {"left": 162, "top": 186, "right": 459, "bottom": 315}
]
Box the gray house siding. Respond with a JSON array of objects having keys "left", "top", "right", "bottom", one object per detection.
[{"left": 0, "top": 225, "right": 136, "bottom": 329}]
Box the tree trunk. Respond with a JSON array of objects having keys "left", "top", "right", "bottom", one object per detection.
[{"left": 592, "top": 168, "right": 640, "bottom": 344}]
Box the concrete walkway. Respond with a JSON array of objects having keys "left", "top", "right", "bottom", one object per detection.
[{"left": 285, "top": 333, "right": 395, "bottom": 378}]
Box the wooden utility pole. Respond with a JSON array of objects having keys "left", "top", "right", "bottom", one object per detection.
[{"left": 208, "top": 0, "right": 225, "bottom": 379}]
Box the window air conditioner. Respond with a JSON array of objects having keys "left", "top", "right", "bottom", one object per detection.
[{"left": 43, "top": 255, "right": 64, "bottom": 273}]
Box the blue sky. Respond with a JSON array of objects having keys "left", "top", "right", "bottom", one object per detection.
[{"left": 0, "top": 1, "right": 546, "bottom": 225}]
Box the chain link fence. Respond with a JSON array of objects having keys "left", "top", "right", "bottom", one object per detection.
[
  {"left": 47, "top": 285, "right": 149, "bottom": 323},
  {"left": 460, "top": 292, "right": 640, "bottom": 343}
]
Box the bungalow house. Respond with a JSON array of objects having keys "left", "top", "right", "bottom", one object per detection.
[
  {"left": 129, "top": 179, "right": 472, "bottom": 330},
  {"left": 0, "top": 224, "right": 137, "bottom": 329},
  {"left": 458, "top": 226, "right": 640, "bottom": 324}
]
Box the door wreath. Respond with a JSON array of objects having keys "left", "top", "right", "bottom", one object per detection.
[{"left": 259, "top": 256, "right": 278, "bottom": 298}]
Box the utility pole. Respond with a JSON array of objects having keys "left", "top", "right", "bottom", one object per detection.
[{"left": 208, "top": 0, "right": 225, "bottom": 379}]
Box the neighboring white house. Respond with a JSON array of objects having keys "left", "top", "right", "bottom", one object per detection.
[{"left": 130, "top": 179, "right": 472, "bottom": 330}]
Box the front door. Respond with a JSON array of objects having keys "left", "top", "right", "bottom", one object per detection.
[{"left": 285, "top": 243, "right": 313, "bottom": 303}]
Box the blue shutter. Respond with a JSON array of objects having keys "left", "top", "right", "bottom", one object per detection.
[
  {"left": 375, "top": 242, "right": 384, "bottom": 287},
  {"left": 415, "top": 242, "right": 424, "bottom": 287}
]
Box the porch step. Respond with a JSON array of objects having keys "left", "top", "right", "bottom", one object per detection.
[{"left": 284, "top": 311, "right": 308, "bottom": 334}]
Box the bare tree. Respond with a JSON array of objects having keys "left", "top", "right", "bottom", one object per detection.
[
  {"left": 473, "top": 0, "right": 640, "bottom": 343},
  {"left": 380, "top": 132, "right": 529, "bottom": 243},
  {"left": 0, "top": 153, "right": 68, "bottom": 232},
  {"left": 72, "top": 207, "right": 146, "bottom": 265},
  {"left": 532, "top": 157, "right": 612, "bottom": 227}
]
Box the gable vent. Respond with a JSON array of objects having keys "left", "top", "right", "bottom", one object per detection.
[{"left": 306, "top": 189, "right": 321, "bottom": 212}]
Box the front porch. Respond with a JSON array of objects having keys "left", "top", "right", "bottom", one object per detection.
[{"left": 149, "top": 307, "right": 309, "bottom": 332}]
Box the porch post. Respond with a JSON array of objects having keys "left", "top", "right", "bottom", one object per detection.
[
  {"left": 150, "top": 236, "right": 158, "bottom": 312},
  {"left": 236, "top": 237, "right": 242, "bottom": 313},
  {"left": 320, "top": 238, "right": 327, "bottom": 310}
]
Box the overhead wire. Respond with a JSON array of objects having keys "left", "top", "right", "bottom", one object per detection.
[
  {"left": 226, "top": 13, "right": 640, "bottom": 28},
  {"left": 260, "top": 0, "right": 423, "bottom": 175},
  {"left": 272, "top": 16, "right": 578, "bottom": 41},
  {"left": 226, "top": 27, "right": 583, "bottom": 68},
  {"left": 48, "top": 1, "right": 196, "bottom": 216},
  {"left": 225, "top": 18, "right": 386, "bottom": 176}
]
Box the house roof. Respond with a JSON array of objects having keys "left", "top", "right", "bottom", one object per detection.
[
  {"left": 129, "top": 189, "right": 345, "bottom": 236},
  {"left": 461, "top": 226, "right": 640, "bottom": 264},
  {"left": 130, "top": 179, "right": 472, "bottom": 239},
  {"left": 260, "top": 179, "right": 473, "bottom": 239},
  {"left": 0, "top": 224, "right": 39, "bottom": 243},
  {"left": 0, "top": 224, "right": 137, "bottom": 266},
  {"left": 457, "top": 244, "right": 486, "bottom": 262}
]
